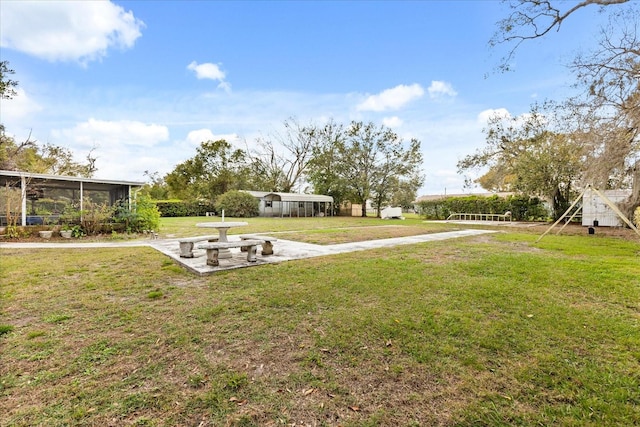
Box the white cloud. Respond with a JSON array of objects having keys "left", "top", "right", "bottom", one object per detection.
[
  {"left": 477, "top": 108, "right": 511, "bottom": 124},
  {"left": 428, "top": 81, "right": 457, "bottom": 99},
  {"left": 217, "top": 81, "right": 232, "bottom": 92},
  {"left": 186, "top": 129, "right": 216, "bottom": 146},
  {"left": 187, "top": 62, "right": 225, "bottom": 81},
  {"left": 476, "top": 108, "right": 546, "bottom": 129},
  {"left": 186, "top": 129, "right": 241, "bottom": 146},
  {"left": 4, "top": 83, "right": 488, "bottom": 193},
  {"left": 47, "top": 119, "right": 170, "bottom": 180},
  {"left": 382, "top": 116, "right": 403, "bottom": 128},
  {"left": 187, "top": 61, "right": 231, "bottom": 91},
  {"left": 357, "top": 84, "right": 424, "bottom": 112},
  {"left": 433, "top": 169, "right": 459, "bottom": 178},
  {"left": 0, "top": 1, "right": 144, "bottom": 64},
  {"left": 0, "top": 88, "right": 42, "bottom": 124},
  {"left": 53, "top": 118, "right": 169, "bottom": 149}
]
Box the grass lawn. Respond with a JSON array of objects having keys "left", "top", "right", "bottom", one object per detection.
[{"left": 1, "top": 217, "right": 639, "bottom": 426}]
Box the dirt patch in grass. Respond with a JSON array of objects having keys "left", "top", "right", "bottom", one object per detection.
[
  {"left": 399, "top": 233, "right": 541, "bottom": 266},
  {"left": 496, "top": 222, "right": 640, "bottom": 241},
  {"left": 191, "top": 320, "right": 471, "bottom": 426},
  {"left": 551, "top": 222, "right": 640, "bottom": 240}
]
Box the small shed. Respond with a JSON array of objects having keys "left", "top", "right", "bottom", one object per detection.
[
  {"left": 339, "top": 200, "right": 374, "bottom": 217},
  {"left": 242, "top": 190, "right": 333, "bottom": 217},
  {"left": 582, "top": 188, "right": 632, "bottom": 227},
  {"left": 0, "top": 170, "right": 144, "bottom": 226}
]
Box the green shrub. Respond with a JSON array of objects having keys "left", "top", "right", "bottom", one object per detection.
[
  {"left": 112, "top": 195, "right": 161, "bottom": 233},
  {"left": 80, "top": 199, "right": 114, "bottom": 235},
  {"left": 155, "top": 200, "right": 215, "bottom": 217},
  {"left": 215, "top": 191, "right": 259, "bottom": 217},
  {"left": 4, "top": 225, "right": 27, "bottom": 239},
  {"left": 59, "top": 204, "right": 81, "bottom": 226},
  {"left": 69, "top": 224, "right": 85, "bottom": 238},
  {"left": 132, "top": 195, "right": 161, "bottom": 231}
]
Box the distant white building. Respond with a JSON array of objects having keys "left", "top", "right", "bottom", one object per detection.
[{"left": 582, "top": 189, "right": 632, "bottom": 227}]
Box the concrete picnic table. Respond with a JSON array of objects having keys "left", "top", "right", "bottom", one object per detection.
[{"left": 195, "top": 221, "right": 248, "bottom": 259}]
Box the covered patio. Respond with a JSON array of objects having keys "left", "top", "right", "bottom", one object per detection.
[{"left": 0, "top": 170, "right": 144, "bottom": 226}]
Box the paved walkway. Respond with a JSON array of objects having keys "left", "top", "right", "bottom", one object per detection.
[{"left": 0, "top": 229, "right": 496, "bottom": 276}]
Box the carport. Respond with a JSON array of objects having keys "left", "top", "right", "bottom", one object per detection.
[{"left": 261, "top": 192, "right": 333, "bottom": 218}]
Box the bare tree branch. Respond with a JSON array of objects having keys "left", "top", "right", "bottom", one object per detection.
[{"left": 491, "top": 0, "right": 630, "bottom": 72}]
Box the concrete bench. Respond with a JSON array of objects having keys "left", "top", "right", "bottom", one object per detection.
[
  {"left": 198, "top": 239, "right": 264, "bottom": 266},
  {"left": 239, "top": 234, "right": 278, "bottom": 255},
  {"left": 178, "top": 235, "right": 220, "bottom": 258}
]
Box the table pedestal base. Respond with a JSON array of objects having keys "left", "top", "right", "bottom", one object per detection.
[
  {"left": 218, "top": 248, "right": 232, "bottom": 259},
  {"left": 217, "top": 228, "right": 233, "bottom": 258}
]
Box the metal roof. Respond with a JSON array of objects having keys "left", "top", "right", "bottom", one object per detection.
[
  {"left": 264, "top": 192, "right": 333, "bottom": 203},
  {"left": 242, "top": 190, "right": 333, "bottom": 203},
  {"left": 242, "top": 190, "right": 271, "bottom": 198},
  {"left": 0, "top": 170, "right": 144, "bottom": 191}
]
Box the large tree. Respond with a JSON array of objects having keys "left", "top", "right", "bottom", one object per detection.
[
  {"left": 306, "top": 120, "right": 350, "bottom": 214},
  {"left": 0, "top": 131, "right": 96, "bottom": 177},
  {"left": 0, "top": 61, "right": 32, "bottom": 171},
  {"left": 389, "top": 174, "right": 424, "bottom": 211},
  {"left": 140, "top": 170, "right": 169, "bottom": 200},
  {"left": 458, "top": 105, "right": 584, "bottom": 219},
  {"left": 491, "top": 0, "right": 631, "bottom": 73},
  {"left": 0, "top": 132, "right": 37, "bottom": 171},
  {"left": 368, "top": 134, "right": 423, "bottom": 216},
  {"left": 309, "top": 121, "right": 423, "bottom": 217},
  {"left": 492, "top": 0, "right": 639, "bottom": 218},
  {"left": 246, "top": 118, "right": 318, "bottom": 193},
  {"left": 1, "top": 61, "right": 96, "bottom": 176},
  {"left": 566, "top": 8, "right": 640, "bottom": 217},
  {"left": 165, "top": 139, "right": 248, "bottom": 201}
]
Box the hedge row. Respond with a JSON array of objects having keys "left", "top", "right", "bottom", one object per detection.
[
  {"left": 416, "top": 194, "right": 549, "bottom": 221},
  {"left": 155, "top": 200, "right": 215, "bottom": 217}
]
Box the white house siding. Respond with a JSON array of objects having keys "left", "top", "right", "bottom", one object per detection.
[{"left": 582, "top": 189, "right": 631, "bottom": 227}]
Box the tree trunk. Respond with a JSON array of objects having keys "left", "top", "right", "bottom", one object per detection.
[{"left": 552, "top": 187, "right": 569, "bottom": 220}]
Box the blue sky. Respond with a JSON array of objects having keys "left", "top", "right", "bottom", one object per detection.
[{"left": 0, "top": 1, "right": 609, "bottom": 196}]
